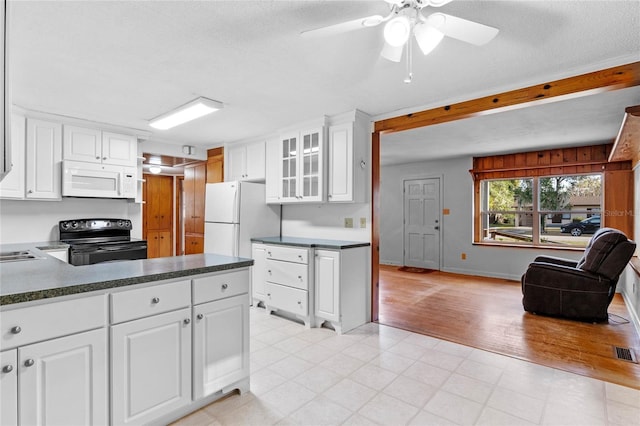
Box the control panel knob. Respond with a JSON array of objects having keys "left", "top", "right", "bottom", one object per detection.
[{"left": 71, "top": 221, "right": 78, "bottom": 229}]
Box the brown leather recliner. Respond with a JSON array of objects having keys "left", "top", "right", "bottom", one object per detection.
[{"left": 521, "top": 227, "right": 636, "bottom": 322}]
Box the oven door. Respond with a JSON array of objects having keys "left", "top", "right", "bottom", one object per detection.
[{"left": 69, "top": 242, "right": 147, "bottom": 266}]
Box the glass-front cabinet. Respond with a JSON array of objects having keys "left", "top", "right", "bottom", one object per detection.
[{"left": 277, "top": 126, "right": 324, "bottom": 203}]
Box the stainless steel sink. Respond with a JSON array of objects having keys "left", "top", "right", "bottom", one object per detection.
[{"left": 0, "top": 250, "right": 45, "bottom": 263}]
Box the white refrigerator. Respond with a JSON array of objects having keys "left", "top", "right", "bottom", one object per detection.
[{"left": 204, "top": 181, "right": 280, "bottom": 258}]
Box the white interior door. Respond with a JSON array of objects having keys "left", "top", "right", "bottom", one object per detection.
[{"left": 403, "top": 178, "right": 440, "bottom": 270}]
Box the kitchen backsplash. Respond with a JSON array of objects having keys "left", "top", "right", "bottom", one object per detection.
[
  {"left": 0, "top": 198, "right": 142, "bottom": 243},
  {"left": 281, "top": 202, "right": 370, "bottom": 242}
]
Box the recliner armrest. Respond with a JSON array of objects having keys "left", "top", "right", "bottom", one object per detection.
[
  {"left": 524, "top": 261, "right": 609, "bottom": 291},
  {"left": 532, "top": 255, "right": 579, "bottom": 268}
]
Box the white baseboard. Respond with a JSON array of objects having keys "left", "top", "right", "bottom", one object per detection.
[
  {"left": 442, "top": 266, "right": 521, "bottom": 282},
  {"left": 621, "top": 290, "right": 640, "bottom": 338}
]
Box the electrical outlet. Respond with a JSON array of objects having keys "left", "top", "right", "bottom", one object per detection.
[
  {"left": 360, "top": 218, "right": 367, "bottom": 228},
  {"left": 461, "top": 253, "right": 467, "bottom": 260},
  {"left": 344, "top": 218, "right": 353, "bottom": 228}
]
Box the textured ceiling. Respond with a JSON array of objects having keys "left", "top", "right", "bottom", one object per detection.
[{"left": 8, "top": 1, "right": 640, "bottom": 164}]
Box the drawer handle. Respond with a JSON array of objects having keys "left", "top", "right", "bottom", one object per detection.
[
  {"left": 267, "top": 270, "right": 272, "bottom": 274},
  {"left": 298, "top": 275, "right": 302, "bottom": 280},
  {"left": 183, "top": 318, "right": 191, "bottom": 325},
  {"left": 221, "top": 283, "right": 228, "bottom": 290},
  {"left": 2, "top": 365, "right": 13, "bottom": 373},
  {"left": 24, "top": 359, "right": 35, "bottom": 368},
  {"left": 267, "top": 251, "right": 272, "bottom": 256},
  {"left": 267, "top": 293, "right": 271, "bottom": 297},
  {"left": 197, "top": 313, "right": 204, "bottom": 320},
  {"left": 151, "top": 297, "right": 160, "bottom": 304},
  {"left": 297, "top": 301, "right": 302, "bottom": 305},
  {"left": 11, "top": 326, "right": 21, "bottom": 334},
  {"left": 298, "top": 255, "right": 303, "bottom": 260}
]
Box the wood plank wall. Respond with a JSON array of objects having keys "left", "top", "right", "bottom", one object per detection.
[{"left": 470, "top": 143, "right": 634, "bottom": 238}]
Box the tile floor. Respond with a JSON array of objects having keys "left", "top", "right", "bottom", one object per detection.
[{"left": 173, "top": 307, "right": 640, "bottom": 426}]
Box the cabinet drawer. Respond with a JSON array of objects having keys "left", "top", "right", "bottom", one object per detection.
[
  {"left": 193, "top": 269, "right": 250, "bottom": 305},
  {"left": 265, "top": 259, "right": 308, "bottom": 290},
  {"left": 265, "top": 245, "right": 308, "bottom": 264},
  {"left": 1, "top": 294, "right": 107, "bottom": 350},
  {"left": 111, "top": 280, "right": 190, "bottom": 324},
  {"left": 264, "top": 282, "right": 308, "bottom": 316}
]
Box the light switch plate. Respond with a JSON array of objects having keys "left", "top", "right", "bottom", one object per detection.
[
  {"left": 344, "top": 218, "right": 353, "bottom": 228},
  {"left": 360, "top": 218, "right": 367, "bottom": 228}
]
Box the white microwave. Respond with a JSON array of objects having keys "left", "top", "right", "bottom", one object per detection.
[{"left": 63, "top": 160, "right": 137, "bottom": 199}]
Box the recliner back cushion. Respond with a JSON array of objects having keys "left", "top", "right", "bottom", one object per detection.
[{"left": 576, "top": 228, "right": 632, "bottom": 277}]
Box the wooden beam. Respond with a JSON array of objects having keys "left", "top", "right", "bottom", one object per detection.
[
  {"left": 609, "top": 104, "right": 640, "bottom": 166},
  {"left": 375, "top": 62, "right": 640, "bottom": 134}
]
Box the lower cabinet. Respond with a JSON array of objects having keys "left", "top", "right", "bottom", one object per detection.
[
  {"left": 251, "top": 243, "right": 268, "bottom": 303},
  {"left": 111, "top": 308, "right": 192, "bottom": 426},
  {"left": 147, "top": 230, "right": 172, "bottom": 258},
  {"left": 0, "top": 328, "right": 108, "bottom": 426},
  {"left": 193, "top": 294, "right": 250, "bottom": 399},
  {"left": 185, "top": 234, "right": 204, "bottom": 255}
]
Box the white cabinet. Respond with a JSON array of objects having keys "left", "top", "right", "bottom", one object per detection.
[
  {"left": 193, "top": 294, "right": 250, "bottom": 399},
  {"left": 226, "top": 140, "right": 265, "bottom": 182},
  {"left": 251, "top": 243, "right": 268, "bottom": 303},
  {"left": 268, "top": 123, "right": 325, "bottom": 204},
  {"left": 19, "top": 328, "right": 108, "bottom": 426},
  {"left": 314, "top": 247, "right": 368, "bottom": 334},
  {"left": 254, "top": 244, "right": 314, "bottom": 326},
  {"left": 264, "top": 137, "right": 281, "bottom": 203},
  {"left": 192, "top": 270, "right": 250, "bottom": 399},
  {"left": 327, "top": 110, "right": 370, "bottom": 203},
  {"left": 0, "top": 114, "right": 25, "bottom": 199},
  {"left": 26, "top": 118, "right": 62, "bottom": 200},
  {"left": 111, "top": 308, "right": 192, "bottom": 425},
  {"left": 0, "top": 350, "right": 17, "bottom": 426},
  {"left": 63, "top": 125, "right": 137, "bottom": 167}
]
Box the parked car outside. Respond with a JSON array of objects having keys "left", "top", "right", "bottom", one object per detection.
[{"left": 560, "top": 215, "right": 601, "bottom": 236}]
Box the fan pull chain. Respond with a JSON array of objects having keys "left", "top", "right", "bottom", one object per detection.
[{"left": 404, "top": 37, "right": 413, "bottom": 84}]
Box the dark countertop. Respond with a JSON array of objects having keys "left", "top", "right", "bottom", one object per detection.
[
  {"left": 251, "top": 236, "right": 370, "bottom": 249},
  {"left": 0, "top": 242, "right": 253, "bottom": 306}
]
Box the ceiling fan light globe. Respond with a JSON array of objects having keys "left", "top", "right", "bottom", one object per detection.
[
  {"left": 384, "top": 16, "right": 411, "bottom": 47},
  {"left": 414, "top": 23, "right": 444, "bottom": 55},
  {"left": 381, "top": 42, "right": 404, "bottom": 62}
]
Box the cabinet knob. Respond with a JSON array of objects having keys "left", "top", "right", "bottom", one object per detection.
[
  {"left": 298, "top": 255, "right": 303, "bottom": 260},
  {"left": 221, "top": 283, "right": 228, "bottom": 290},
  {"left": 297, "top": 301, "right": 302, "bottom": 305},
  {"left": 151, "top": 297, "right": 160, "bottom": 304},
  {"left": 2, "top": 365, "right": 13, "bottom": 373},
  {"left": 267, "top": 269, "right": 272, "bottom": 274},
  {"left": 11, "top": 326, "right": 21, "bottom": 334},
  {"left": 197, "top": 313, "right": 204, "bottom": 320},
  {"left": 24, "top": 359, "right": 35, "bottom": 367},
  {"left": 102, "top": 157, "right": 107, "bottom": 160},
  {"left": 183, "top": 318, "right": 191, "bottom": 325},
  {"left": 267, "top": 293, "right": 271, "bottom": 297},
  {"left": 95, "top": 156, "right": 100, "bottom": 160},
  {"left": 27, "top": 190, "right": 33, "bottom": 194},
  {"left": 298, "top": 276, "right": 302, "bottom": 280}
]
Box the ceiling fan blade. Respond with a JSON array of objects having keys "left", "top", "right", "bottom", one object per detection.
[
  {"left": 424, "top": 0, "right": 454, "bottom": 7},
  {"left": 381, "top": 42, "right": 404, "bottom": 62},
  {"left": 427, "top": 12, "right": 499, "bottom": 46},
  {"left": 300, "top": 15, "right": 384, "bottom": 38}
]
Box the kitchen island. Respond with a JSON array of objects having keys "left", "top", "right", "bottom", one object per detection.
[{"left": 0, "top": 245, "right": 252, "bottom": 426}]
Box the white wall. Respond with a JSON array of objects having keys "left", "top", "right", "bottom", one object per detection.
[
  {"left": 281, "top": 202, "right": 370, "bottom": 242},
  {"left": 380, "top": 156, "right": 583, "bottom": 281},
  {"left": 0, "top": 198, "right": 142, "bottom": 243},
  {"left": 618, "top": 164, "right": 640, "bottom": 333}
]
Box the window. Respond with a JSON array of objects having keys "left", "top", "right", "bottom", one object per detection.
[{"left": 480, "top": 174, "right": 602, "bottom": 247}]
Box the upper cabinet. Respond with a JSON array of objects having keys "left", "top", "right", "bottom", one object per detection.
[
  {"left": 327, "top": 110, "right": 370, "bottom": 203},
  {"left": 0, "top": 114, "right": 25, "bottom": 199},
  {"left": 226, "top": 140, "right": 265, "bottom": 182},
  {"left": 26, "top": 118, "right": 62, "bottom": 200},
  {"left": 270, "top": 122, "right": 325, "bottom": 204},
  {"left": 63, "top": 125, "right": 137, "bottom": 167}
]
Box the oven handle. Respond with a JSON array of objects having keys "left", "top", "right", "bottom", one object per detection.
[{"left": 95, "top": 244, "right": 147, "bottom": 252}]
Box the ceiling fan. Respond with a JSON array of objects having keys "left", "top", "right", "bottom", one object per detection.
[{"left": 301, "top": 0, "right": 499, "bottom": 82}]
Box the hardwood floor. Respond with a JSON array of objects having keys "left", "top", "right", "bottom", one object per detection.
[{"left": 377, "top": 264, "right": 640, "bottom": 390}]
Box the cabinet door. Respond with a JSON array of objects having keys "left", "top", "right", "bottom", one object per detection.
[
  {"left": 265, "top": 137, "right": 281, "bottom": 203},
  {"left": 62, "top": 125, "right": 101, "bottom": 163},
  {"left": 185, "top": 234, "right": 204, "bottom": 254},
  {"left": 227, "top": 144, "right": 247, "bottom": 181},
  {"left": 280, "top": 132, "right": 298, "bottom": 202},
  {"left": 101, "top": 132, "right": 137, "bottom": 167},
  {"left": 245, "top": 141, "right": 265, "bottom": 181},
  {"left": 328, "top": 122, "right": 353, "bottom": 202},
  {"left": 299, "top": 127, "right": 324, "bottom": 202},
  {"left": 19, "top": 328, "right": 108, "bottom": 426},
  {"left": 193, "top": 294, "right": 249, "bottom": 399},
  {"left": 251, "top": 244, "right": 267, "bottom": 299},
  {"left": 144, "top": 174, "right": 173, "bottom": 230},
  {"left": 0, "top": 349, "right": 17, "bottom": 426},
  {"left": 0, "top": 114, "right": 25, "bottom": 199},
  {"left": 184, "top": 162, "right": 206, "bottom": 234},
  {"left": 111, "top": 308, "right": 191, "bottom": 426},
  {"left": 147, "top": 230, "right": 172, "bottom": 258},
  {"left": 315, "top": 250, "right": 340, "bottom": 323},
  {"left": 25, "top": 118, "right": 62, "bottom": 200}
]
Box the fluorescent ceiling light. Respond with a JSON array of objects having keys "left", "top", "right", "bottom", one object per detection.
[
  {"left": 149, "top": 97, "right": 224, "bottom": 130},
  {"left": 149, "top": 166, "right": 162, "bottom": 174}
]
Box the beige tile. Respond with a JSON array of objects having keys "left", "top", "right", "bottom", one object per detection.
[
  {"left": 267, "top": 355, "right": 314, "bottom": 380},
  {"left": 272, "top": 336, "right": 313, "bottom": 354},
  {"left": 349, "top": 363, "right": 398, "bottom": 391},
  {"left": 441, "top": 373, "right": 494, "bottom": 404},
  {"left": 294, "top": 343, "right": 340, "bottom": 364},
  {"left": 605, "top": 382, "right": 640, "bottom": 406},
  {"left": 606, "top": 399, "right": 640, "bottom": 425},
  {"left": 386, "top": 340, "right": 429, "bottom": 360},
  {"left": 260, "top": 381, "right": 318, "bottom": 416},
  {"left": 250, "top": 368, "right": 287, "bottom": 396},
  {"left": 419, "top": 347, "right": 465, "bottom": 372},
  {"left": 368, "top": 351, "right": 416, "bottom": 374},
  {"left": 424, "top": 390, "right": 484, "bottom": 425},
  {"left": 216, "top": 397, "right": 285, "bottom": 426},
  {"left": 402, "top": 360, "right": 451, "bottom": 387},
  {"left": 341, "top": 342, "right": 382, "bottom": 362},
  {"left": 487, "top": 387, "right": 545, "bottom": 424},
  {"left": 476, "top": 407, "right": 538, "bottom": 426},
  {"left": 251, "top": 346, "right": 289, "bottom": 368},
  {"left": 382, "top": 375, "right": 438, "bottom": 408},
  {"left": 324, "top": 378, "right": 377, "bottom": 412},
  {"left": 409, "top": 409, "right": 457, "bottom": 426},
  {"left": 170, "top": 408, "right": 219, "bottom": 426},
  {"left": 358, "top": 393, "right": 420, "bottom": 425},
  {"left": 455, "top": 359, "right": 504, "bottom": 385},
  {"left": 402, "top": 332, "right": 441, "bottom": 349},
  {"left": 342, "top": 413, "right": 381, "bottom": 426},
  {"left": 293, "top": 365, "right": 344, "bottom": 393},
  {"left": 288, "top": 395, "right": 353, "bottom": 425},
  {"left": 360, "top": 333, "right": 403, "bottom": 350},
  {"left": 320, "top": 352, "right": 365, "bottom": 376},
  {"left": 432, "top": 339, "right": 474, "bottom": 358}
]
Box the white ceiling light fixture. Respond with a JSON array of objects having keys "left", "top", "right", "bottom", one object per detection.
[
  {"left": 148, "top": 166, "right": 162, "bottom": 174},
  {"left": 149, "top": 97, "right": 224, "bottom": 130},
  {"left": 384, "top": 15, "right": 411, "bottom": 47}
]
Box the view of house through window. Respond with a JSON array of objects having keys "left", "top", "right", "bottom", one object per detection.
[{"left": 480, "top": 174, "right": 602, "bottom": 247}]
